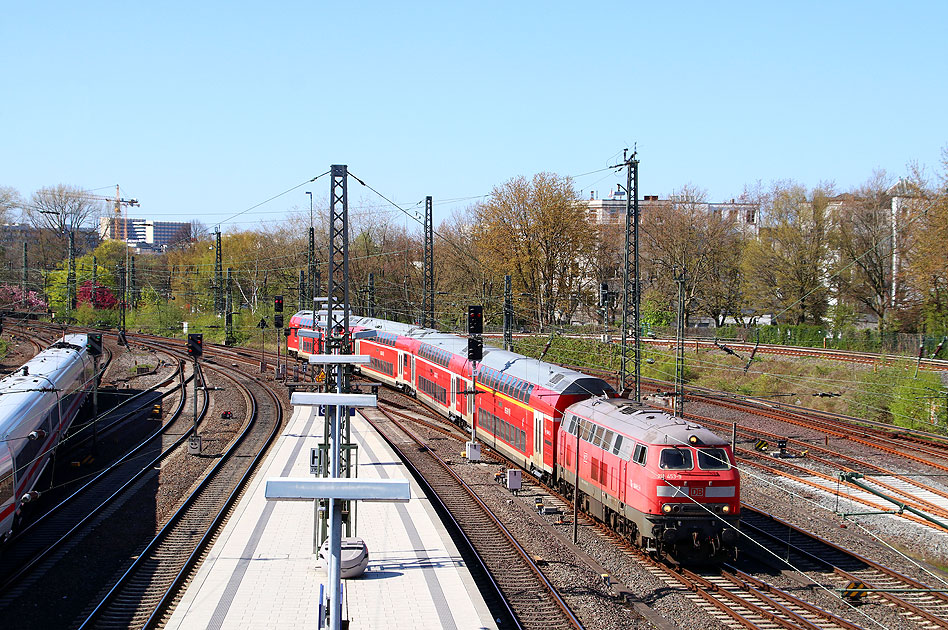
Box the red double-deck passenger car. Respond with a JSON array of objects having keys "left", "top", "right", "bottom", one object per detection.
[{"left": 287, "top": 312, "right": 740, "bottom": 561}]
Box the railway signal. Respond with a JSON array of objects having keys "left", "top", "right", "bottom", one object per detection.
[
  {"left": 87, "top": 333, "right": 103, "bottom": 357},
  {"left": 467, "top": 305, "right": 483, "bottom": 362},
  {"left": 274, "top": 294, "right": 284, "bottom": 312},
  {"left": 187, "top": 333, "right": 203, "bottom": 357}
]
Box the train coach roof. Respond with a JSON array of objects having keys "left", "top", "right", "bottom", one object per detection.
[
  {"left": 350, "top": 316, "right": 614, "bottom": 396},
  {"left": 568, "top": 397, "right": 727, "bottom": 447},
  {"left": 0, "top": 334, "right": 89, "bottom": 438}
]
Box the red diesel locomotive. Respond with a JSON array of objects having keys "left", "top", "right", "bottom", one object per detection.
[{"left": 287, "top": 312, "right": 740, "bottom": 561}]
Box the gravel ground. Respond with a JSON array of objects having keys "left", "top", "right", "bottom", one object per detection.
[
  {"left": 388, "top": 388, "right": 948, "bottom": 630},
  {"left": 387, "top": 402, "right": 722, "bottom": 630},
  {"left": 688, "top": 398, "right": 948, "bottom": 574}
]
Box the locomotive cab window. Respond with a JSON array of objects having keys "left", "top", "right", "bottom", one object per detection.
[
  {"left": 632, "top": 443, "right": 647, "bottom": 465},
  {"left": 697, "top": 448, "right": 731, "bottom": 470},
  {"left": 659, "top": 447, "right": 693, "bottom": 470}
]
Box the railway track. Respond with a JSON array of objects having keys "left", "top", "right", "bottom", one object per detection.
[
  {"left": 0, "top": 361, "right": 188, "bottom": 594},
  {"left": 741, "top": 508, "right": 948, "bottom": 629},
  {"left": 363, "top": 404, "right": 583, "bottom": 630},
  {"left": 76, "top": 347, "right": 283, "bottom": 629},
  {"left": 376, "top": 381, "right": 948, "bottom": 629}
]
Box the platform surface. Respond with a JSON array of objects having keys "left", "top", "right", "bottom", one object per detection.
[{"left": 166, "top": 403, "right": 497, "bottom": 629}]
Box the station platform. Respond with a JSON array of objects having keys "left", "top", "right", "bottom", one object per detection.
[{"left": 166, "top": 404, "right": 497, "bottom": 630}]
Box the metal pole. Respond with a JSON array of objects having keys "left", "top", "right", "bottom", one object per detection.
[
  {"left": 325, "top": 164, "right": 351, "bottom": 630},
  {"left": 573, "top": 430, "right": 580, "bottom": 543},
  {"left": 368, "top": 273, "right": 375, "bottom": 318},
  {"left": 308, "top": 227, "right": 316, "bottom": 312},
  {"left": 675, "top": 268, "right": 687, "bottom": 417},
  {"left": 504, "top": 275, "right": 513, "bottom": 352},
  {"left": 423, "top": 196, "right": 434, "bottom": 328},
  {"left": 91, "top": 256, "right": 98, "bottom": 310},
  {"left": 192, "top": 359, "right": 199, "bottom": 435},
  {"left": 470, "top": 362, "right": 478, "bottom": 444},
  {"left": 92, "top": 355, "right": 99, "bottom": 450},
  {"left": 299, "top": 269, "right": 306, "bottom": 312},
  {"left": 67, "top": 231, "right": 76, "bottom": 310},
  {"left": 618, "top": 150, "right": 640, "bottom": 399},
  {"left": 21, "top": 242, "right": 27, "bottom": 308},
  {"left": 632, "top": 159, "right": 641, "bottom": 402}
]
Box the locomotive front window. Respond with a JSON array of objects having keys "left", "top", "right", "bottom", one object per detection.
[
  {"left": 697, "top": 448, "right": 731, "bottom": 470},
  {"left": 659, "top": 447, "right": 693, "bottom": 470}
]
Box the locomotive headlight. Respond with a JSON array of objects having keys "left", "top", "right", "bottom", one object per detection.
[
  {"left": 721, "top": 505, "right": 731, "bottom": 514},
  {"left": 662, "top": 503, "right": 673, "bottom": 514},
  {"left": 688, "top": 435, "right": 699, "bottom": 445}
]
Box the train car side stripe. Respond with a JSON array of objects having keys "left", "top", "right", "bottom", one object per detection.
[{"left": 474, "top": 383, "right": 534, "bottom": 413}]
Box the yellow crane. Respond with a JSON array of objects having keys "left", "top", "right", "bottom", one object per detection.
[{"left": 80, "top": 184, "right": 140, "bottom": 241}]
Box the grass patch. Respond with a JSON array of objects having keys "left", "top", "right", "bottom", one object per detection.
[{"left": 508, "top": 335, "right": 947, "bottom": 435}]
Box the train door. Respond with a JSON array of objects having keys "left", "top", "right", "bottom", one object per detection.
[
  {"left": 401, "top": 353, "right": 412, "bottom": 385},
  {"left": 532, "top": 410, "right": 544, "bottom": 470},
  {"left": 455, "top": 377, "right": 465, "bottom": 416}
]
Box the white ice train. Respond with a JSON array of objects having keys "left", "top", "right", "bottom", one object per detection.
[{"left": 0, "top": 335, "right": 94, "bottom": 540}]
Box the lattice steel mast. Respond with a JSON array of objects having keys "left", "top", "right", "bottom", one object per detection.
[
  {"left": 618, "top": 150, "right": 641, "bottom": 400},
  {"left": 422, "top": 195, "right": 434, "bottom": 328}
]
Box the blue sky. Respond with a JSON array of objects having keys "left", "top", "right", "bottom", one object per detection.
[{"left": 2, "top": 2, "right": 945, "bottom": 231}]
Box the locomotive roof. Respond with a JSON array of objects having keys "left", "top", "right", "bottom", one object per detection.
[
  {"left": 0, "top": 334, "right": 89, "bottom": 438},
  {"left": 568, "top": 397, "right": 728, "bottom": 447},
  {"left": 348, "top": 316, "right": 614, "bottom": 397}
]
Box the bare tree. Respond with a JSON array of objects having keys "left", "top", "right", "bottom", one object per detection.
[
  {"left": 831, "top": 170, "right": 904, "bottom": 331},
  {"left": 26, "top": 185, "right": 102, "bottom": 233},
  {"left": 474, "top": 173, "right": 595, "bottom": 329},
  {"left": 189, "top": 220, "right": 212, "bottom": 242},
  {"left": 641, "top": 185, "right": 745, "bottom": 325},
  {"left": 0, "top": 186, "right": 21, "bottom": 224},
  {"left": 742, "top": 181, "right": 835, "bottom": 324}
]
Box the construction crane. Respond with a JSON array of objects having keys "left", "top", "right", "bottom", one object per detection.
[
  {"left": 78, "top": 185, "right": 140, "bottom": 343},
  {"left": 79, "top": 184, "right": 140, "bottom": 242}
]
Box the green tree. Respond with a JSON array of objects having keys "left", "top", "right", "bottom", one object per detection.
[{"left": 903, "top": 150, "right": 948, "bottom": 334}]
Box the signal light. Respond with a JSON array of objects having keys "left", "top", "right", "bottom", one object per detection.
[
  {"left": 467, "top": 305, "right": 483, "bottom": 335},
  {"left": 87, "top": 333, "right": 103, "bottom": 357},
  {"left": 187, "top": 333, "right": 203, "bottom": 357},
  {"left": 274, "top": 294, "right": 284, "bottom": 313},
  {"left": 467, "top": 305, "right": 483, "bottom": 362},
  {"left": 274, "top": 314, "right": 284, "bottom": 328}
]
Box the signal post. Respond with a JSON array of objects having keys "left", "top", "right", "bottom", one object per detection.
[
  {"left": 187, "top": 333, "right": 203, "bottom": 455},
  {"left": 466, "top": 305, "right": 483, "bottom": 461}
]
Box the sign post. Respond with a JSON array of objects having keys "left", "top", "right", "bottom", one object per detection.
[{"left": 278, "top": 383, "right": 386, "bottom": 630}]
